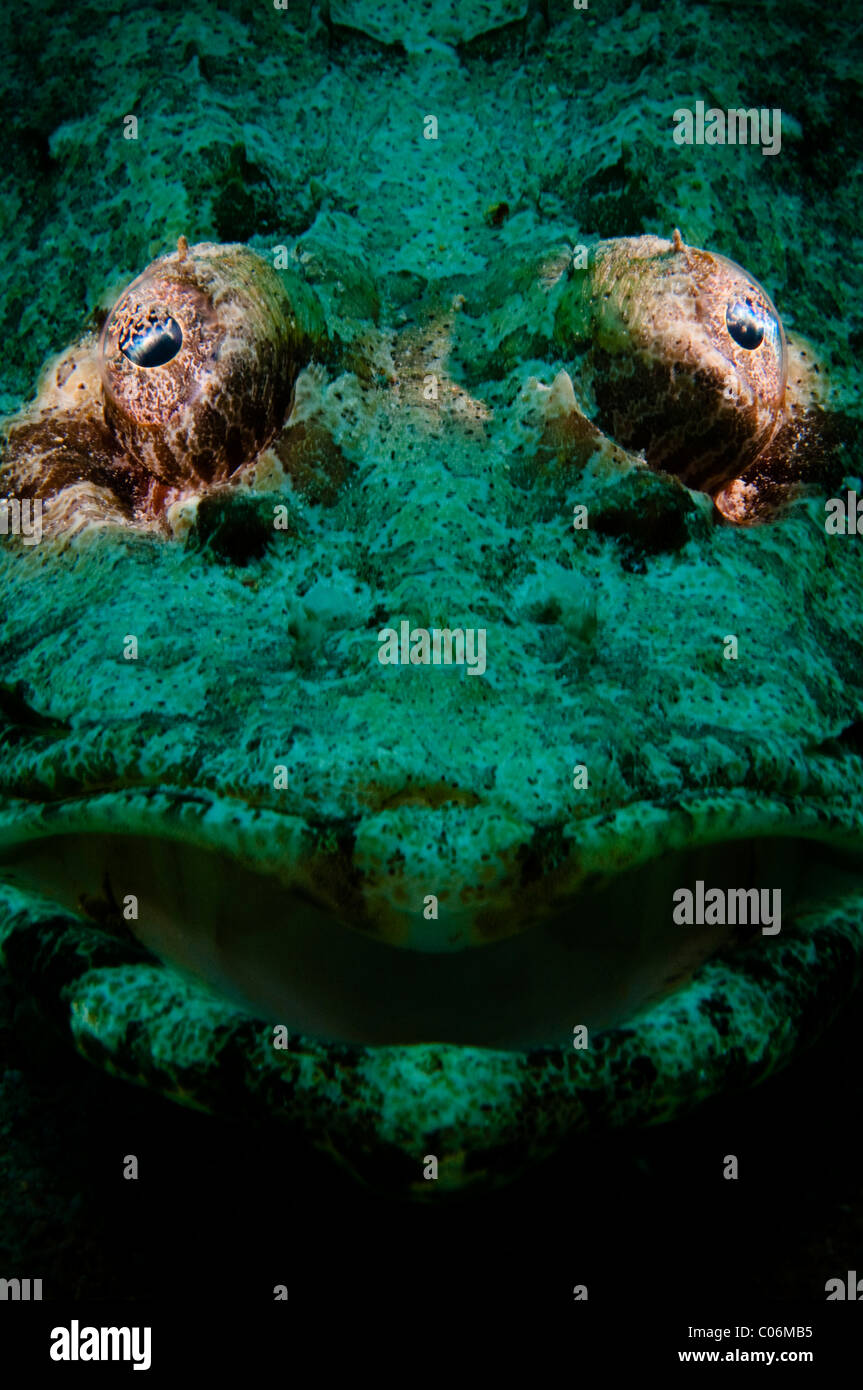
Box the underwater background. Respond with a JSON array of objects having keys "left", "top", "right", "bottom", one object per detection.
[{"left": 1, "top": 0, "right": 862, "bottom": 1311}]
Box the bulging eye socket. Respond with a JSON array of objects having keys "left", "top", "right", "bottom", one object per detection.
[
  {"left": 118, "top": 307, "right": 183, "bottom": 368},
  {"left": 725, "top": 295, "right": 774, "bottom": 351},
  {"left": 95, "top": 243, "right": 301, "bottom": 489},
  {"left": 99, "top": 272, "right": 217, "bottom": 423},
  {"left": 706, "top": 253, "right": 787, "bottom": 402}
]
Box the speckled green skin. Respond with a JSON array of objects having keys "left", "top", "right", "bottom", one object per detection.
[{"left": 2, "top": 3, "right": 863, "bottom": 1195}]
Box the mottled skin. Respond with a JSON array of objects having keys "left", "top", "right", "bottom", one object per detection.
[{"left": 0, "top": 233, "right": 861, "bottom": 1193}]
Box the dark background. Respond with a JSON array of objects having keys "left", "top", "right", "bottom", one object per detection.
[{"left": 2, "top": 963, "right": 861, "bottom": 1306}]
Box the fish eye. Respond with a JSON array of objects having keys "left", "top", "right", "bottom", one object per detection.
[
  {"left": 118, "top": 308, "right": 183, "bottom": 368},
  {"left": 98, "top": 242, "right": 306, "bottom": 488},
  {"left": 725, "top": 297, "right": 767, "bottom": 351}
]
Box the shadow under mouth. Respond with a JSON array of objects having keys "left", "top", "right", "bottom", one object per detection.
[{"left": 2, "top": 831, "right": 860, "bottom": 1050}]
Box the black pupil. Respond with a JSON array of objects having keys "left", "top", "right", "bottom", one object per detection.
[
  {"left": 119, "top": 309, "right": 183, "bottom": 367},
  {"left": 725, "top": 298, "right": 766, "bottom": 351}
]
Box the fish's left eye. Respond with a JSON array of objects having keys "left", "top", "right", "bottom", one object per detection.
[
  {"left": 99, "top": 242, "right": 306, "bottom": 487},
  {"left": 119, "top": 309, "right": 183, "bottom": 368},
  {"left": 725, "top": 297, "right": 768, "bottom": 350}
]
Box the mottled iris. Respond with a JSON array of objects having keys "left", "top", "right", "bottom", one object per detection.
[
  {"left": 119, "top": 309, "right": 183, "bottom": 368},
  {"left": 725, "top": 297, "right": 767, "bottom": 351}
]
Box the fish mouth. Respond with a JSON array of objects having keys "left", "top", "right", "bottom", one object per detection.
[{"left": 1, "top": 787, "right": 862, "bottom": 1192}]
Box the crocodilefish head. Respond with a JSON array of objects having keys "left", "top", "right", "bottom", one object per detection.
[{"left": 0, "top": 232, "right": 861, "bottom": 1195}]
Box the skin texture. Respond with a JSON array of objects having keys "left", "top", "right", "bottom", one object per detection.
[{"left": 0, "top": 233, "right": 862, "bottom": 1193}]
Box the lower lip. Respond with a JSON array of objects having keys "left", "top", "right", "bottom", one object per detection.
[{"left": 3, "top": 829, "right": 859, "bottom": 1050}]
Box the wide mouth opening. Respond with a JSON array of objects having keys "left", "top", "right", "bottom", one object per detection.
[{"left": 2, "top": 832, "right": 860, "bottom": 1051}]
